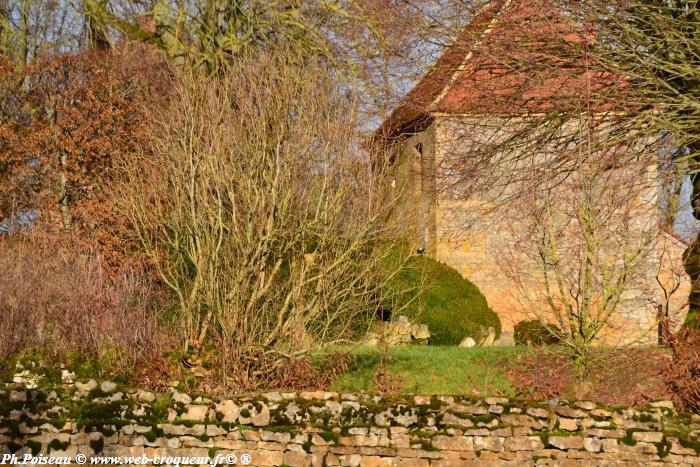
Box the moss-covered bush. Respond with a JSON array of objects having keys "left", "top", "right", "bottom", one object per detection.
[
  {"left": 381, "top": 243, "right": 501, "bottom": 345},
  {"left": 513, "top": 320, "right": 560, "bottom": 346}
]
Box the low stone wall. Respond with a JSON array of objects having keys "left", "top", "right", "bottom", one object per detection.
[{"left": 1, "top": 381, "right": 699, "bottom": 466}]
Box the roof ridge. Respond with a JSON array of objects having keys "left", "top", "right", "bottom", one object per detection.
[
  {"left": 372, "top": 0, "right": 509, "bottom": 141},
  {"left": 428, "top": 0, "right": 513, "bottom": 111},
  {"left": 373, "top": 0, "right": 622, "bottom": 143}
]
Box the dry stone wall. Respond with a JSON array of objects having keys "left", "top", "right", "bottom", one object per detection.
[{"left": 1, "top": 380, "right": 699, "bottom": 466}]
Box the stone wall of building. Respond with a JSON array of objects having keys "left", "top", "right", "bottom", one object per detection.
[
  {"left": 391, "top": 116, "right": 691, "bottom": 341},
  {"left": 2, "top": 380, "right": 699, "bottom": 466}
]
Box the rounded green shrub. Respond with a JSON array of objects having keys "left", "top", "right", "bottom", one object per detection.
[
  {"left": 513, "top": 319, "right": 561, "bottom": 346},
  {"left": 381, "top": 244, "right": 501, "bottom": 345}
]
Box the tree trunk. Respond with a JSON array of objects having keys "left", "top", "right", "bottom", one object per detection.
[
  {"left": 86, "top": 0, "right": 111, "bottom": 50},
  {"left": 683, "top": 143, "right": 700, "bottom": 327},
  {"left": 58, "top": 149, "right": 72, "bottom": 231}
]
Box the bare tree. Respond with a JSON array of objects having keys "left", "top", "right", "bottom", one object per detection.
[
  {"left": 590, "top": 0, "right": 700, "bottom": 326},
  {"left": 651, "top": 230, "right": 691, "bottom": 342},
  {"left": 0, "top": 0, "right": 82, "bottom": 63},
  {"left": 500, "top": 117, "right": 659, "bottom": 377}
]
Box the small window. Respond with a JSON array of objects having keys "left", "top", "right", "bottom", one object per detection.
[{"left": 415, "top": 142, "right": 423, "bottom": 156}]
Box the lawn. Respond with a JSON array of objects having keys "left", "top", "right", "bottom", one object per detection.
[
  {"left": 329, "top": 345, "right": 526, "bottom": 396},
  {"left": 327, "top": 344, "right": 673, "bottom": 406}
]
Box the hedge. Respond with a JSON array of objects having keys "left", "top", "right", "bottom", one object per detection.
[{"left": 381, "top": 244, "right": 501, "bottom": 345}]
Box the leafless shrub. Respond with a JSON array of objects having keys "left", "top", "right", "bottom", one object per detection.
[
  {"left": 507, "top": 347, "right": 671, "bottom": 406},
  {"left": 665, "top": 328, "right": 700, "bottom": 413},
  {"left": 120, "top": 53, "right": 406, "bottom": 389},
  {"left": 0, "top": 235, "right": 174, "bottom": 378},
  {"left": 208, "top": 348, "right": 352, "bottom": 394}
]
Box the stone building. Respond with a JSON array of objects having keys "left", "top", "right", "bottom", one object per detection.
[{"left": 374, "top": 0, "right": 689, "bottom": 342}]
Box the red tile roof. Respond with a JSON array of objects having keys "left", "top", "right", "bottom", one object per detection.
[{"left": 374, "top": 0, "right": 627, "bottom": 142}]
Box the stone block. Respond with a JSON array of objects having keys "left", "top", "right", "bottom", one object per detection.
[
  {"left": 396, "top": 459, "right": 429, "bottom": 467},
  {"left": 497, "top": 451, "right": 517, "bottom": 461},
  {"left": 584, "top": 428, "right": 625, "bottom": 438},
  {"left": 491, "top": 427, "right": 512, "bottom": 437},
  {"left": 583, "top": 437, "right": 602, "bottom": 453},
  {"left": 431, "top": 460, "right": 469, "bottom": 467},
  {"left": 206, "top": 424, "right": 227, "bottom": 437},
  {"left": 526, "top": 407, "right": 550, "bottom": 418},
  {"left": 357, "top": 447, "right": 394, "bottom": 456},
  {"left": 251, "top": 450, "right": 285, "bottom": 466},
  {"left": 337, "top": 453, "right": 361, "bottom": 466},
  {"left": 396, "top": 448, "right": 418, "bottom": 458},
  {"left": 324, "top": 452, "right": 341, "bottom": 465},
  {"left": 413, "top": 450, "right": 445, "bottom": 459},
  {"left": 632, "top": 442, "right": 660, "bottom": 454},
  {"left": 590, "top": 409, "right": 612, "bottom": 418},
  {"left": 259, "top": 441, "right": 287, "bottom": 451},
  {"left": 602, "top": 438, "right": 619, "bottom": 453},
  {"left": 574, "top": 401, "right": 596, "bottom": 411},
  {"left": 504, "top": 436, "right": 544, "bottom": 451},
  {"left": 413, "top": 396, "right": 431, "bottom": 406},
  {"left": 19, "top": 422, "right": 37, "bottom": 434},
  {"left": 389, "top": 427, "right": 408, "bottom": 434},
  {"left": 649, "top": 400, "right": 674, "bottom": 410},
  {"left": 428, "top": 435, "right": 471, "bottom": 451},
  {"left": 135, "top": 390, "right": 155, "bottom": 402},
  {"left": 473, "top": 436, "right": 504, "bottom": 452},
  {"left": 632, "top": 431, "right": 663, "bottom": 443},
  {"left": 312, "top": 434, "right": 333, "bottom": 446},
  {"left": 662, "top": 453, "right": 688, "bottom": 464},
  {"left": 500, "top": 414, "right": 543, "bottom": 429},
  {"left": 440, "top": 413, "right": 474, "bottom": 427},
  {"left": 180, "top": 435, "right": 212, "bottom": 448},
  {"left": 123, "top": 435, "right": 147, "bottom": 446},
  {"left": 100, "top": 381, "right": 117, "bottom": 393},
  {"left": 239, "top": 402, "right": 270, "bottom": 426},
  {"left": 214, "top": 439, "right": 247, "bottom": 450},
  {"left": 158, "top": 437, "right": 180, "bottom": 449},
  {"left": 463, "top": 428, "right": 490, "bottom": 436},
  {"left": 238, "top": 430, "right": 259, "bottom": 442},
  {"left": 261, "top": 430, "right": 291, "bottom": 443},
  {"left": 389, "top": 434, "right": 411, "bottom": 448},
  {"left": 460, "top": 405, "right": 488, "bottom": 415},
  {"left": 485, "top": 397, "right": 509, "bottom": 405},
  {"left": 558, "top": 418, "right": 578, "bottom": 431},
  {"left": 300, "top": 391, "right": 336, "bottom": 400},
  {"left": 181, "top": 404, "right": 208, "bottom": 422},
  {"left": 282, "top": 450, "right": 312, "bottom": 466},
  {"left": 215, "top": 400, "right": 239, "bottom": 423},
  {"left": 554, "top": 407, "right": 586, "bottom": 419},
  {"left": 488, "top": 405, "right": 504, "bottom": 414},
  {"left": 670, "top": 442, "right": 698, "bottom": 456},
  {"left": 548, "top": 436, "right": 584, "bottom": 450},
  {"left": 172, "top": 391, "right": 191, "bottom": 405}
]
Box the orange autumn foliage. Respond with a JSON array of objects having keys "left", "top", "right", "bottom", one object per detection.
[{"left": 0, "top": 43, "right": 171, "bottom": 271}]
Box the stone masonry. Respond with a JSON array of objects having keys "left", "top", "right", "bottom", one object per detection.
[
  {"left": 389, "top": 117, "right": 691, "bottom": 342},
  {"left": 2, "top": 380, "right": 700, "bottom": 466}
]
